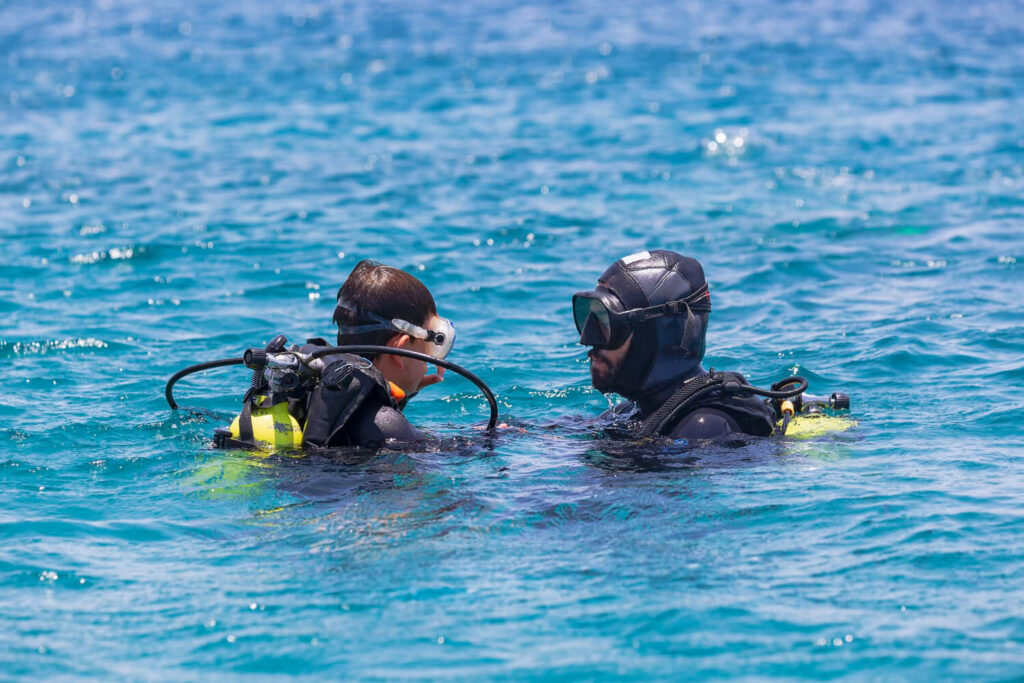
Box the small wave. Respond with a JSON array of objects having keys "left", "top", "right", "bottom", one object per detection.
[{"left": 0, "top": 338, "right": 109, "bottom": 357}]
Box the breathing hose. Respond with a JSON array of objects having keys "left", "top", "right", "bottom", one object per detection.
[
  {"left": 306, "top": 346, "right": 499, "bottom": 430},
  {"left": 165, "top": 345, "right": 499, "bottom": 431},
  {"left": 726, "top": 375, "right": 808, "bottom": 399}
]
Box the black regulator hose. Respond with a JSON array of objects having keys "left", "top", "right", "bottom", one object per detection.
[
  {"left": 306, "top": 346, "right": 499, "bottom": 431},
  {"left": 723, "top": 375, "right": 809, "bottom": 399},
  {"left": 164, "top": 345, "right": 499, "bottom": 431},
  {"left": 165, "top": 358, "right": 245, "bottom": 409}
]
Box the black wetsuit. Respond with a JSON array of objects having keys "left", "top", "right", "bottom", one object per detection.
[
  {"left": 601, "top": 367, "right": 776, "bottom": 441},
  {"left": 294, "top": 342, "right": 429, "bottom": 449},
  {"left": 314, "top": 392, "right": 426, "bottom": 448}
]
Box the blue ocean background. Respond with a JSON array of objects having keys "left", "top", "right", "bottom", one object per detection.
[{"left": 2, "top": 0, "right": 1022, "bottom": 678}]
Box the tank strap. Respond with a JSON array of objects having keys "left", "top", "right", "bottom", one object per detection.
[{"left": 238, "top": 390, "right": 257, "bottom": 445}]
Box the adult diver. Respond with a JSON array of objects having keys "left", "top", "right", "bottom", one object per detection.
[{"left": 573, "top": 249, "right": 781, "bottom": 440}]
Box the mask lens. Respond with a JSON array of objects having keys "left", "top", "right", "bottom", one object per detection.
[
  {"left": 590, "top": 300, "right": 611, "bottom": 340},
  {"left": 428, "top": 317, "right": 456, "bottom": 359},
  {"left": 573, "top": 295, "right": 612, "bottom": 344},
  {"left": 572, "top": 296, "right": 591, "bottom": 334}
]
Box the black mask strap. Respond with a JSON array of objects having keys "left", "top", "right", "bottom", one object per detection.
[
  {"left": 664, "top": 284, "right": 710, "bottom": 354},
  {"left": 625, "top": 284, "right": 710, "bottom": 324}
]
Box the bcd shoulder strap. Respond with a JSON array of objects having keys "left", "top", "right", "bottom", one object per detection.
[
  {"left": 301, "top": 356, "right": 391, "bottom": 448},
  {"left": 635, "top": 370, "right": 777, "bottom": 440},
  {"left": 635, "top": 371, "right": 731, "bottom": 440}
]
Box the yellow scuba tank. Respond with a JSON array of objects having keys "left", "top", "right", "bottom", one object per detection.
[
  {"left": 226, "top": 397, "right": 303, "bottom": 450},
  {"left": 779, "top": 414, "right": 856, "bottom": 439},
  {"left": 770, "top": 384, "right": 854, "bottom": 439}
]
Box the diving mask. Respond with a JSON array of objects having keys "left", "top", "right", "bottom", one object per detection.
[
  {"left": 335, "top": 304, "right": 456, "bottom": 360},
  {"left": 572, "top": 283, "right": 711, "bottom": 349}
]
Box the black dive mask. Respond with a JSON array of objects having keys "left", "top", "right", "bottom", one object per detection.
[{"left": 573, "top": 283, "right": 711, "bottom": 350}]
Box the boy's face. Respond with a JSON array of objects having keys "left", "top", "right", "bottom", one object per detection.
[{"left": 377, "top": 313, "right": 446, "bottom": 397}]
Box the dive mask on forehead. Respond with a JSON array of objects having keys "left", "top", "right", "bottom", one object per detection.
[
  {"left": 572, "top": 283, "right": 711, "bottom": 350},
  {"left": 335, "top": 303, "right": 456, "bottom": 360}
]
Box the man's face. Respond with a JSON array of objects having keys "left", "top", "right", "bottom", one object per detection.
[
  {"left": 581, "top": 279, "right": 632, "bottom": 394},
  {"left": 588, "top": 333, "right": 631, "bottom": 393}
]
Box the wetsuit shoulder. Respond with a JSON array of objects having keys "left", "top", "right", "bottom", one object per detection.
[
  {"left": 345, "top": 397, "right": 427, "bottom": 448},
  {"left": 666, "top": 407, "right": 742, "bottom": 440}
]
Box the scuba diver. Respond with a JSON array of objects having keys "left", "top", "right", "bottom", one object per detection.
[
  {"left": 315, "top": 259, "right": 455, "bottom": 447},
  {"left": 216, "top": 259, "right": 458, "bottom": 450},
  {"left": 572, "top": 250, "right": 778, "bottom": 441}
]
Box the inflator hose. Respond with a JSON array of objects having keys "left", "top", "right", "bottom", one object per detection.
[{"left": 164, "top": 345, "right": 499, "bottom": 431}]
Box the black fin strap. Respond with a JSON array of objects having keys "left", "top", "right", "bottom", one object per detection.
[{"left": 635, "top": 371, "right": 725, "bottom": 440}]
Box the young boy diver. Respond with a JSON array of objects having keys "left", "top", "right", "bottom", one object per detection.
[
  {"left": 219, "top": 259, "right": 455, "bottom": 450},
  {"left": 572, "top": 250, "right": 776, "bottom": 440},
  {"left": 315, "top": 259, "right": 455, "bottom": 447}
]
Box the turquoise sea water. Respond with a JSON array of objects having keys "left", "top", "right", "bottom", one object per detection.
[{"left": 2, "top": 0, "right": 1022, "bottom": 678}]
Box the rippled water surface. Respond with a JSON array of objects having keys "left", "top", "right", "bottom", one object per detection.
[{"left": 2, "top": 0, "right": 1023, "bottom": 678}]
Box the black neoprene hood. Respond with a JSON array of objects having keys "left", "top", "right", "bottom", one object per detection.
[{"left": 589, "top": 249, "right": 711, "bottom": 399}]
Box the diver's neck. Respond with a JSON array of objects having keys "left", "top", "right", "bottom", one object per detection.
[{"left": 633, "top": 364, "right": 707, "bottom": 417}]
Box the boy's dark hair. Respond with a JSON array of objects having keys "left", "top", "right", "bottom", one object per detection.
[{"left": 333, "top": 260, "right": 437, "bottom": 354}]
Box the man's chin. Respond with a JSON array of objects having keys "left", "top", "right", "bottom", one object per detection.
[{"left": 590, "top": 366, "right": 616, "bottom": 394}]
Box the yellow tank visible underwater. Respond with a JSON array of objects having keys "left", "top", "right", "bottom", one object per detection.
[
  {"left": 229, "top": 401, "right": 303, "bottom": 450},
  {"left": 780, "top": 414, "right": 856, "bottom": 439}
]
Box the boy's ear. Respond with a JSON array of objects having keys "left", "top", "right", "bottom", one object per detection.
[
  {"left": 387, "top": 333, "right": 411, "bottom": 349},
  {"left": 386, "top": 334, "right": 410, "bottom": 368}
]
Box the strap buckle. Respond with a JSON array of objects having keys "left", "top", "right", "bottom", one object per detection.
[{"left": 662, "top": 300, "right": 685, "bottom": 316}]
